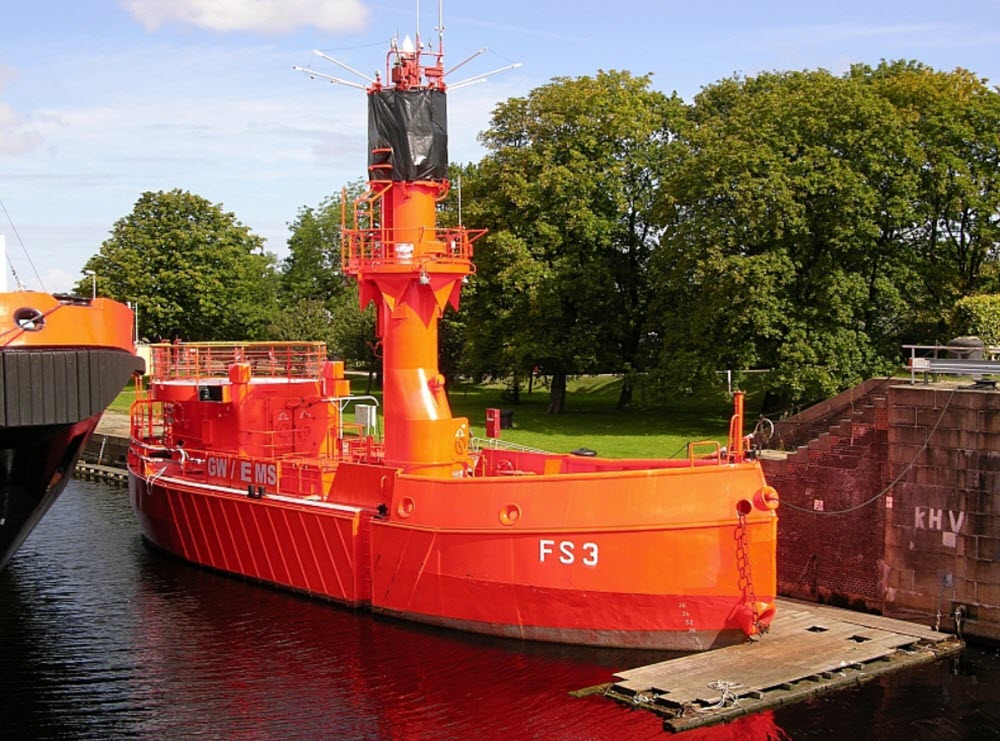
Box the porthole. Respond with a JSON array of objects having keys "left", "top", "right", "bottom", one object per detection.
[{"left": 13, "top": 307, "right": 45, "bottom": 331}]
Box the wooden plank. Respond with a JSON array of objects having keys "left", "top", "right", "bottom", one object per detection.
[
  {"left": 617, "top": 623, "right": 896, "bottom": 698},
  {"left": 602, "top": 599, "right": 960, "bottom": 716},
  {"left": 662, "top": 639, "right": 963, "bottom": 733}
]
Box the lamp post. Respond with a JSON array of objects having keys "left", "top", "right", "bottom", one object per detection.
[
  {"left": 83, "top": 270, "right": 96, "bottom": 299},
  {"left": 127, "top": 301, "right": 139, "bottom": 342}
]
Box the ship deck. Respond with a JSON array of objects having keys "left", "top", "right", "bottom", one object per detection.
[{"left": 577, "top": 598, "right": 962, "bottom": 733}]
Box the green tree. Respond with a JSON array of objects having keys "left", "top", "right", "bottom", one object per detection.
[
  {"left": 466, "top": 71, "right": 682, "bottom": 412},
  {"left": 77, "top": 189, "right": 279, "bottom": 341},
  {"left": 853, "top": 61, "right": 1000, "bottom": 334},
  {"left": 650, "top": 68, "right": 934, "bottom": 409},
  {"left": 280, "top": 188, "right": 357, "bottom": 303},
  {"left": 274, "top": 182, "right": 378, "bottom": 377}
]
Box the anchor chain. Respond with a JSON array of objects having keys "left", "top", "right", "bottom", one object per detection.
[{"left": 735, "top": 512, "right": 767, "bottom": 637}]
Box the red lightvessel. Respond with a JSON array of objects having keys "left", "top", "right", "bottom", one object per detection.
[{"left": 127, "top": 15, "right": 779, "bottom": 650}]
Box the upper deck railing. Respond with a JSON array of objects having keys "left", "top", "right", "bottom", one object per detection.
[
  {"left": 149, "top": 342, "right": 327, "bottom": 382},
  {"left": 341, "top": 224, "right": 485, "bottom": 274},
  {"left": 340, "top": 179, "right": 485, "bottom": 275}
]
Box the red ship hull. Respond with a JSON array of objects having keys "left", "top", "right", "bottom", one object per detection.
[{"left": 129, "top": 428, "right": 777, "bottom": 651}]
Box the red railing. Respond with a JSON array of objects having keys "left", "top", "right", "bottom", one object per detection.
[
  {"left": 341, "top": 224, "right": 484, "bottom": 274},
  {"left": 148, "top": 342, "right": 327, "bottom": 381}
]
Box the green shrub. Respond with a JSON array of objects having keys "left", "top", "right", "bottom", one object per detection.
[{"left": 952, "top": 295, "right": 1000, "bottom": 345}]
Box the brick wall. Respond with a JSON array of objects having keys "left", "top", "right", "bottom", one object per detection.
[
  {"left": 762, "top": 414, "right": 888, "bottom": 612},
  {"left": 769, "top": 377, "right": 893, "bottom": 451},
  {"left": 882, "top": 384, "right": 1000, "bottom": 638},
  {"left": 763, "top": 381, "right": 1000, "bottom": 640}
]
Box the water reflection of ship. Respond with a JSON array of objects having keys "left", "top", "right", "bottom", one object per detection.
[{"left": 128, "top": 548, "right": 789, "bottom": 740}]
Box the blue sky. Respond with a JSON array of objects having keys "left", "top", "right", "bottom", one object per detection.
[{"left": 2, "top": 0, "right": 999, "bottom": 293}]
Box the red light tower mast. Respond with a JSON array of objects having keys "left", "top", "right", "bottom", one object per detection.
[{"left": 341, "top": 28, "right": 485, "bottom": 477}]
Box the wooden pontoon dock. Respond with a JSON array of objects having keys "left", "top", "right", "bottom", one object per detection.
[{"left": 581, "top": 598, "right": 962, "bottom": 733}]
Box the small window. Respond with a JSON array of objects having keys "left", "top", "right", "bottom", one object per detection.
[{"left": 14, "top": 307, "right": 45, "bottom": 331}]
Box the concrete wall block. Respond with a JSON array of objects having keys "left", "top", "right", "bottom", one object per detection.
[
  {"left": 963, "top": 511, "right": 996, "bottom": 537},
  {"left": 884, "top": 525, "right": 911, "bottom": 549},
  {"left": 976, "top": 580, "right": 1000, "bottom": 608},
  {"left": 925, "top": 446, "right": 958, "bottom": 469},
  {"left": 911, "top": 567, "right": 949, "bottom": 598},
  {"left": 978, "top": 450, "right": 1000, "bottom": 472},
  {"left": 889, "top": 405, "right": 916, "bottom": 427},
  {"left": 885, "top": 589, "right": 931, "bottom": 615},
  {"left": 953, "top": 576, "right": 978, "bottom": 603},
  {"left": 909, "top": 484, "right": 963, "bottom": 511},
  {"left": 979, "top": 410, "right": 1000, "bottom": 435},
  {"left": 889, "top": 386, "right": 930, "bottom": 407},
  {"left": 950, "top": 389, "right": 998, "bottom": 411},
  {"left": 932, "top": 428, "right": 963, "bottom": 451},
  {"left": 958, "top": 488, "right": 988, "bottom": 514},
  {"left": 899, "top": 541, "right": 954, "bottom": 572},
  {"left": 963, "top": 557, "right": 1000, "bottom": 584},
  {"left": 889, "top": 443, "right": 923, "bottom": 467},
  {"left": 916, "top": 407, "right": 952, "bottom": 429},
  {"left": 978, "top": 431, "right": 1000, "bottom": 452},
  {"left": 958, "top": 408, "right": 983, "bottom": 430},
  {"left": 893, "top": 425, "right": 929, "bottom": 447}
]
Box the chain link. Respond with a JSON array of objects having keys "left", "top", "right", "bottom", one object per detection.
[{"left": 735, "top": 513, "right": 767, "bottom": 636}]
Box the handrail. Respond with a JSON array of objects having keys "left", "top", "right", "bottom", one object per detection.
[
  {"left": 471, "top": 437, "right": 551, "bottom": 454},
  {"left": 687, "top": 440, "right": 721, "bottom": 465},
  {"left": 147, "top": 342, "right": 326, "bottom": 381},
  {"left": 341, "top": 224, "right": 485, "bottom": 273},
  {"left": 903, "top": 343, "right": 1000, "bottom": 384}
]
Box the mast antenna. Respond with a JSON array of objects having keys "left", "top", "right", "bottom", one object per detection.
[
  {"left": 448, "top": 62, "right": 522, "bottom": 90},
  {"left": 0, "top": 199, "right": 37, "bottom": 291},
  {"left": 292, "top": 49, "right": 374, "bottom": 89},
  {"left": 437, "top": 0, "right": 444, "bottom": 53}
]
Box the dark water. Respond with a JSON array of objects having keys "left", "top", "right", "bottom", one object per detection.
[{"left": 2, "top": 481, "right": 999, "bottom": 740}]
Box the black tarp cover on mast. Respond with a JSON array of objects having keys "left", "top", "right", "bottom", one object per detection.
[{"left": 367, "top": 89, "right": 448, "bottom": 181}]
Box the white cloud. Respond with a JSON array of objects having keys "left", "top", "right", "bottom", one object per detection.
[
  {"left": 40, "top": 267, "right": 76, "bottom": 295},
  {"left": 122, "top": 0, "right": 370, "bottom": 35},
  {"left": 0, "top": 103, "right": 43, "bottom": 155},
  {"left": 0, "top": 64, "right": 43, "bottom": 155}
]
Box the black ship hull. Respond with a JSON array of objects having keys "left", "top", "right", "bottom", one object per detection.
[{"left": 0, "top": 346, "right": 143, "bottom": 569}]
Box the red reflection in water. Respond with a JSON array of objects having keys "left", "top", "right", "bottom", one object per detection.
[{"left": 128, "top": 557, "right": 795, "bottom": 739}]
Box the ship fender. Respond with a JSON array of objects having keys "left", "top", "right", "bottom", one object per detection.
[
  {"left": 754, "top": 485, "right": 780, "bottom": 511},
  {"left": 732, "top": 600, "right": 778, "bottom": 637}
]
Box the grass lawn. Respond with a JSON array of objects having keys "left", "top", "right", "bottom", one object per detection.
[
  {"left": 108, "top": 384, "right": 140, "bottom": 414},
  {"left": 111, "top": 375, "right": 752, "bottom": 460},
  {"left": 449, "top": 376, "right": 742, "bottom": 459}
]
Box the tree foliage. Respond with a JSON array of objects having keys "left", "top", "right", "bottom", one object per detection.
[
  {"left": 953, "top": 294, "right": 1000, "bottom": 345},
  {"left": 78, "top": 189, "right": 278, "bottom": 341},
  {"left": 648, "top": 62, "right": 1000, "bottom": 409},
  {"left": 273, "top": 182, "right": 377, "bottom": 372},
  {"left": 464, "top": 71, "right": 683, "bottom": 412},
  {"left": 80, "top": 60, "right": 1000, "bottom": 414}
]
